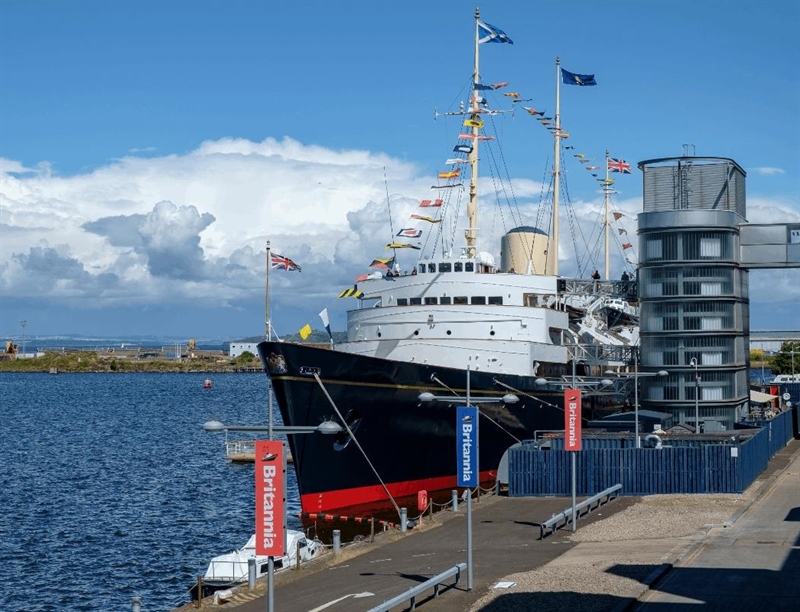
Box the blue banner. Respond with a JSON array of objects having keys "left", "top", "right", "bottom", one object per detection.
[{"left": 456, "top": 406, "right": 479, "bottom": 487}]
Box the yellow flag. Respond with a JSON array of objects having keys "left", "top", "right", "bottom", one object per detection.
[{"left": 299, "top": 324, "right": 312, "bottom": 340}]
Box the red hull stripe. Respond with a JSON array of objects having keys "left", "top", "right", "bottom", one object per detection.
[{"left": 299, "top": 470, "right": 496, "bottom": 514}]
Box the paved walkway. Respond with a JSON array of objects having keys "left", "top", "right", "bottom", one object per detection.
[
  {"left": 176, "top": 439, "right": 800, "bottom": 612},
  {"left": 629, "top": 441, "right": 800, "bottom": 611}
]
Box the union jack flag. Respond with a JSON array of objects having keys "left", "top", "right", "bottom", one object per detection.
[
  {"left": 270, "top": 253, "right": 301, "bottom": 272},
  {"left": 607, "top": 158, "right": 632, "bottom": 174}
]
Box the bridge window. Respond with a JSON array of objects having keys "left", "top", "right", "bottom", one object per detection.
[
  {"left": 465, "top": 262, "right": 474, "bottom": 272},
  {"left": 418, "top": 264, "right": 425, "bottom": 274},
  {"left": 397, "top": 298, "right": 408, "bottom": 306},
  {"left": 471, "top": 296, "right": 486, "bottom": 305},
  {"left": 427, "top": 263, "right": 436, "bottom": 273},
  {"left": 454, "top": 296, "right": 468, "bottom": 305},
  {"left": 410, "top": 297, "right": 422, "bottom": 305},
  {"left": 438, "top": 263, "right": 452, "bottom": 273},
  {"left": 488, "top": 296, "right": 503, "bottom": 305},
  {"left": 424, "top": 297, "right": 438, "bottom": 305},
  {"left": 440, "top": 296, "right": 452, "bottom": 304},
  {"left": 454, "top": 262, "right": 463, "bottom": 272}
]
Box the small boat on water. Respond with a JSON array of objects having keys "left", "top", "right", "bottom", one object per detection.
[
  {"left": 190, "top": 529, "right": 320, "bottom": 600},
  {"left": 771, "top": 374, "right": 800, "bottom": 384}
]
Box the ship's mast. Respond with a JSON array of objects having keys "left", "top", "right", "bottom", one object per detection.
[
  {"left": 549, "top": 57, "right": 562, "bottom": 276},
  {"left": 466, "top": 7, "right": 481, "bottom": 259}
]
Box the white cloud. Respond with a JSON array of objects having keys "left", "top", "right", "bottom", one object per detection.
[
  {"left": 751, "top": 167, "right": 786, "bottom": 176},
  {"left": 1, "top": 137, "right": 798, "bottom": 335}
]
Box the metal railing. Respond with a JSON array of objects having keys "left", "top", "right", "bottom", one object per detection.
[
  {"left": 366, "top": 562, "right": 467, "bottom": 612},
  {"left": 536, "top": 484, "right": 622, "bottom": 539}
]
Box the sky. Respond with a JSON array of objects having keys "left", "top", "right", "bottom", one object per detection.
[{"left": 1, "top": 0, "right": 798, "bottom": 343}]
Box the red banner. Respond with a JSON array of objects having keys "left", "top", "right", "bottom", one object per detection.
[
  {"left": 564, "top": 389, "right": 582, "bottom": 451},
  {"left": 255, "top": 440, "right": 285, "bottom": 556}
]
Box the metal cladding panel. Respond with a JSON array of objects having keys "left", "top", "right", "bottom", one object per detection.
[
  {"left": 739, "top": 223, "right": 800, "bottom": 267},
  {"left": 641, "top": 157, "right": 746, "bottom": 217},
  {"left": 507, "top": 410, "right": 793, "bottom": 497}
]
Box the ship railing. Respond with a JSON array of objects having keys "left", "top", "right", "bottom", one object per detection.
[
  {"left": 366, "top": 562, "right": 467, "bottom": 612},
  {"left": 535, "top": 483, "right": 622, "bottom": 539}
]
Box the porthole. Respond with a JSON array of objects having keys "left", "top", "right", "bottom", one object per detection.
[
  {"left": 490, "top": 330, "right": 495, "bottom": 336},
  {"left": 414, "top": 330, "right": 419, "bottom": 336},
  {"left": 377, "top": 332, "right": 382, "bottom": 338},
  {"left": 447, "top": 330, "right": 452, "bottom": 335}
]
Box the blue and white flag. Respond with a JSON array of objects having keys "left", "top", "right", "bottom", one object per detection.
[
  {"left": 477, "top": 20, "right": 513, "bottom": 44},
  {"left": 561, "top": 68, "right": 597, "bottom": 86}
]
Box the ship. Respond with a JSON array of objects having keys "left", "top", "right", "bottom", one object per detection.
[{"left": 258, "top": 11, "right": 638, "bottom": 518}]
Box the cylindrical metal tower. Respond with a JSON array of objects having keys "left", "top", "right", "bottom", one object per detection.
[{"left": 637, "top": 156, "right": 750, "bottom": 431}]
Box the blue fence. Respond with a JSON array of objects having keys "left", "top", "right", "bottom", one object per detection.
[{"left": 508, "top": 408, "right": 795, "bottom": 497}]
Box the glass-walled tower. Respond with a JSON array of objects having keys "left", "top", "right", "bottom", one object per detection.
[{"left": 637, "top": 157, "right": 749, "bottom": 430}]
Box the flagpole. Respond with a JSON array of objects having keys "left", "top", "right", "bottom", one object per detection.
[
  {"left": 604, "top": 149, "right": 610, "bottom": 280},
  {"left": 465, "top": 7, "right": 481, "bottom": 260},
  {"left": 265, "top": 240, "right": 274, "bottom": 441},
  {"left": 551, "top": 57, "right": 561, "bottom": 276},
  {"left": 265, "top": 240, "right": 271, "bottom": 340}
]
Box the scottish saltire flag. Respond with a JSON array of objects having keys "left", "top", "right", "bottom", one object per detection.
[
  {"left": 561, "top": 68, "right": 597, "bottom": 86},
  {"left": 397, "top": 228, "right": 423, "bottom": 238},
  {"left": 271, "top": 253, "right": 301, "bottom": 271},
  {"left": 608, "top": 158, "right": 633, "bottom": 174},
  {"left": 477, "top": 21, "right": 513, "bottom": 44}
]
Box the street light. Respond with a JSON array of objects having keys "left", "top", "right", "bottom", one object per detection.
[
  {"left": 534, "top": 369, "right": 613, "bottom": 532},
  {"left": 202, "top": 419, "right": 342, "bottom": 611},
  {"left": 689, "top": 357, "right": 700, "bottom": 433},
  {"left": 606, "top": 358, "right": 669, "bottom": 449}
]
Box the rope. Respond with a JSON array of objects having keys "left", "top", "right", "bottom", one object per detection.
[{"left": 312, "top": 372, "right": 402, "bottom": 519}]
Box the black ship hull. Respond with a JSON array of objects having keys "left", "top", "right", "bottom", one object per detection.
[{"left": 258, "top": 340, "right": 570, "bottom": 516}]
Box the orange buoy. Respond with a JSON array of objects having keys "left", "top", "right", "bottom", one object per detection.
[{"left": 204, "top": 379, "right": 212, "bottom": 389}]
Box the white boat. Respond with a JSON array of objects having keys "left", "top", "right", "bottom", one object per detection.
[
  {"left": 771, "top": 374, "right": 800, "bottom": 384},
  {"left": 191, "top": 530, "right": 320, "bottom": 599}
]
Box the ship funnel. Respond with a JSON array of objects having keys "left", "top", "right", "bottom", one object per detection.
[{"left": 501, "top": 226, "right": 551, "bottom": 275}]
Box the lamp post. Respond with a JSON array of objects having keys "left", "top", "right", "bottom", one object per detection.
[
  {"left": 535, "top": 367, "right": 613, "bottom": 531},
  {"left": 605, "top": 363, "right": 669, "bottom": 448},
  {"left": 20, "top": 320, "right": 26, "bottom": 359},
  {"left": 689, "top": 357, "right": 700, "bottom": 432},
  {"left": 419, "top": 373, "right": 518, "bottom": 591},
  {"left": 203, "top": 420, "right": 342, "bottom": 611}
]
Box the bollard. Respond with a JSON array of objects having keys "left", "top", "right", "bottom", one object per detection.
[
  {"left": 370, "top": 517, "right": 375, "bottom": 543},
  {"left": 333, "top": 529, "right": 341, "bottom": 555},
  {"left": 294, "top": 540, "right": 301, "bottom": 571},
  {"left": 248, "top": 557, "right": 256, "bottom": 589},
  {"left": 495, "top": 480, "right": 501, "bottom": 496},
  {"left": 132, "top": 596, "right": 142, "bottom": 612},
  {"left": 195, "top": 576, "right": 203, "bottom": 608},
  {"left": 452, "top": 489, "right": 459, "bottom": 512},
  {"left": 400, "top": 507, "right": 407, "bottom": 532}
]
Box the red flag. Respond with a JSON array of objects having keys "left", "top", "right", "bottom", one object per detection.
[
  {"left": 419, "top": 199, "right": 443, "bottom": 207},
  {"left": 622, "top": 242, "right": 633, "bottom": 250}
]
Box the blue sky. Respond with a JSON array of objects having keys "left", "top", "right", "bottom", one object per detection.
[{"left": 1, "top": 0, "right": 798, "bottom": 342}]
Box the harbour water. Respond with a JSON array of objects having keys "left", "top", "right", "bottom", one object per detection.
[{"left": 0, "top": 372, "right": 301, "bottom": 612}]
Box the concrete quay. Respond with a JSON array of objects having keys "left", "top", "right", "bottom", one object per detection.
[{"left": 177, "top": 439, "right": 799, "bottom": 612}]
